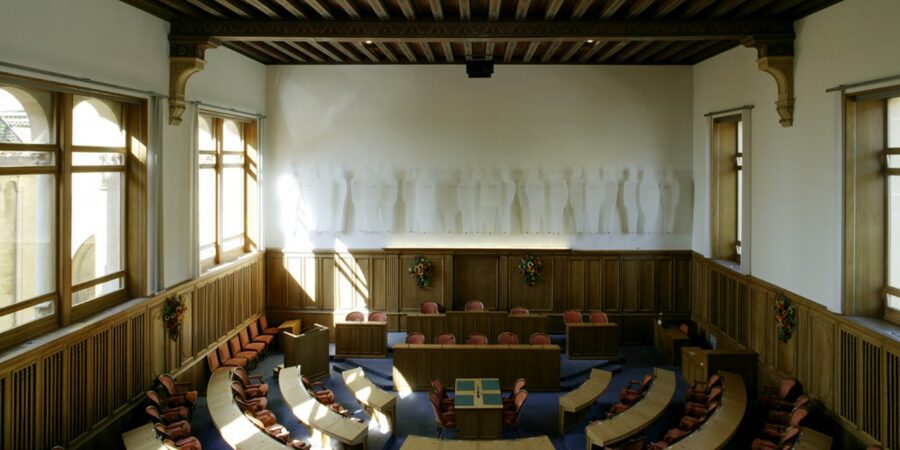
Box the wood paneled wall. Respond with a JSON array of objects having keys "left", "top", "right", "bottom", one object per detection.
[
  {"left": 692, "top": 253, "right": 900, "bottom": 449},
  {"left": 265, "top": 249, "right": 692, "bottom": 344},
  {"left": 0, "top": 253, "right": 265, "bottom": 450}
]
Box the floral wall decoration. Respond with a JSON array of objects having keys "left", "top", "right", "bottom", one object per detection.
[
  {"left": 773, "top": 292, "right": 796, "bottom": 343},
  {"left": 518, "top": 254, "right": 543, "bottom": 287},
  {"left": 408, "top": 256, "right": 435, "bottom": 289},
  {"left": 164, "top": 296, "right": 188, "bottom": 341}
]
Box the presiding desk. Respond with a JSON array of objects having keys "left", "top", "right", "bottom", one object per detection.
[
  {"left": 335, "top": 321, "right": 388, "bottom": 358},
  {"left": 207, "top": 368, "right": 285, "bottom": 450},
  {"left": 585, "top": 368, "right": 676, "bottom": 448},
  {"left": 342, "top": 367, "right": 397, "bottom": 432},
  {"left": 392, "top": 343, "right": 560, "bottom": 392},
  {"left": 280, "top": 365, "right": 368, "bottom": 449},
  {"left": 406, "top": 311, "right": 546, "bottom": 343},
  {"left": 122, "top": 423, "right": 165, "bottom": 450},
  {"left": 558, "top": 369, "right": 613, "bottom": 436},
  {"left": 566, "top": 323, "right": 620, "bottom": 360},
  {"left": 669, "top": 371, "right": 746, "bottom": 449},
  {"left": 454, "top": 378, "right": 504, "bottom": 439},
  {"left": 401, "top": 435, "right": 555, "bottom": 449}
]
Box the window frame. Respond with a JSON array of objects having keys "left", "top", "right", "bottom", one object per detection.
[
  {"left": 883, "top": 103, "right": 900, "bottom": 324},
  {"left": 708, "top": 109, "right": 751, "bottom": 275},
  {"left": 0, "top": 72, "right": 146, "bottom": 349}
]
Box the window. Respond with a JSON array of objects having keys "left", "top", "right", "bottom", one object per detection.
[
  {"left": 886, "top": 98, "right": 900, "bottom": 319},
  {"left": 0, "top": 75, "right": 144, "bottom": 344},
  {"left": 710, "top": 115, "right": 743, "bottom": 265},
  {"left": 198, "top": 114, "right": 258, "bottom": 271}
]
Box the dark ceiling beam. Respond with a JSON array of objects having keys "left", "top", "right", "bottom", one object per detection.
[
  {"left": 212, "top": 0, "right": 255, "bottom": 17},
  {"left": 559, "top": 41, "right": 584, "bottom": 62},
  {"left": 522, "top": 42, "right": 539, "bottom": 62},
  {"left": 544, "top": 0, "right": 564, "bottom": 19},
  {"left": 540, "top": 41, "right": 562, "bottom": 62},
  {"left": 397, "top": 0, "right": 417, "bottom": 19},
  {"left": 397, "top": 42, "right": 417, "bottom": 62},
  {"left": 224, "top": 41, "right": 275, "bottom": 63},
  {"left": 515, "top": 0, "right": 531, "bottom": 19},
  {"left": 244, "top": 0, "right": 281, "bottom": 18},
  {"left": 598, "top": 0, "right": 626, "bottom": 18},
  {"left": 734, "top": 0, "right": 777, "bottom": 17},
  {"left": 485, "top": 42, "right": 495, "bottom": 60},
  {"left": 326, "top": 42, "right": 361, "bottom": 62},
  {"left": 304, "top": 41, "right": 344, "bottom": 61},
  {"left": 333, "top": 0, "right": 361, "bottom": 18},
  {"left": 459, "top": 0, "right": 471, "bottom": 20},
  {"left": 783, "top": 0, "right": 842, "bottom": 19},
  {"left": 577, "top": 40, "right": 607, "bottom": 62},
  {"left": 632, "top": 40, "right": 672, "bottom": 62},
  {"left": 650, "top": 40, "right": 693, "bottom": 62},
  {"left": 571, "top": 0, "right": 594, "bottom": 19},
  {"left": 171, "top": 18, "right": 794, "bottom": 42},
  {"left": 614, "top": 40, "right": 652, "bottom": 62},
  {"left": 681, "top": 0, "right": 717, "bottom": 17},
  {"left": 352, "top": 42, "right": 381, "bottom": 61},
  {"left": 158, "top": 0, "right": 204, "bottom": 17},
  {"left": 429, "top": 0, "right": 444, "bottom": 20},
  {"left": 300, "top": 0, "right": 333, "bottom": 19},
  {"left": 667, "top": 38, "right": 717, "bottom": 62},
  {"left": 185, "top": 0, "right": 230, "bottom": 17},
  {"left": 374, "top": 42, "right": 399, "bottom": 62},
  {"left": 503, "top": 42, "right": 517, "bottom": 62},
  {"left": 283, "top": 41, "right": 326, "bottom": 61},
  {"left": 709, "top": 0, "right": 746, "bottom": 17},
  {"left": 441, "top": 42, "right": 454, "bottom": 62},
  {"left": 763, "top": 0, "right": 807, "bottom": 15},
  {"left": 120, "top": 0, "right": 180, "bottom": 20},
  {"left": 625, "top": 0, "right": 655, "bottom": 17},
  {"left": 488, "top": 0, "right": 501, "bottom": 20},
  {"left": 274, "top": 41, "right": 319, "bottom": 61},
  {"left": 594, "top": 41, "right": 628, "bottom": 62},
  {"left": 270, "top": 0, "right": 307, "bottom": 18},
  {"left": 685, "top": 40, "right": 736, "bottom": 63},
  {"left": 364, "top": 0, "right": 390, "bottom": 19},
  {"left": 246, "top": 41, "right": 291, "bottom": 62},
  {"left": 419, "top": 42, "right": 435, "bottom": 62},
  {"left": 464, "top": 41, "right": 474, "bottom": 60},
  {"left": 653, "top": 0, "right": 689, "bottom": 17}
]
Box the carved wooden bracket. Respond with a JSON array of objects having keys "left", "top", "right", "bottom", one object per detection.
[
  {"left": 743, "top": 36, "right": 795, "bottom": 127},
  {"left": 169, "top": 36, "right": 219, "bottom": 125}
]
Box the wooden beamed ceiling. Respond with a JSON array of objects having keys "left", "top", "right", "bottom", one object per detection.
[{"left": 124, "top": 0, "right": 842, "bottom": 65}]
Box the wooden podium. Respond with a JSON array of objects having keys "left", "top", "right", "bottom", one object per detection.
[{"left": 283, "top": 323, "right": 330, "bottom": 380}]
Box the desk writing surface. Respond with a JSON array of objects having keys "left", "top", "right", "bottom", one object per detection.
[
  {"left": 455, "top": 378, "right": 503, "bottom": 409},
  {"left": 279, "top": 365, "right": 367, "bottom": 445},
  {"left": 584, "top": 368, "right": 676, "bottom": 447},
  {"left": 342, "top": 367, "right": 396, "bottom": 409},
  {"left": 559, "top": 369, "right": 612, "bottom": 412},
  {"left": 794, "top": 427, "right": 833, "bottom": 450},
  {"left": 122, "top": 423, "right": 165, "bottom": 450},
  {"left": 669, "top": 371, "right": 746, "bottom": 450},
  {"left": 208, "top": 368, "right": 285, "bottom": 450}
]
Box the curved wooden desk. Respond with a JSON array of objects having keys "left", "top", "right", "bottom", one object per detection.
[
  {"left": 558, "top": 369, "right": 612, "bottom": 436},
  {"left": 585, "top": 368, "right": 676, "bottom": 449},
  {"left": 122, "top": 423, "right": 165, "bottom": 450},
  {"left": 207, "top": 368, "right": 285, "bottom": 450},
  {"left": 342, "top": 367, "right": 397, "bottom": 431},
  {"left": 794, "top": 426, "right": 833, "bottom": 450},
  {"left": 400, "top": 435, "right": 556, "bottom": 449},
  {"left": 669, "top": 371, "right": 746, "bottom": 450},
  {"left": 279, "top": 364, "right": 368, "bottom": 449}
]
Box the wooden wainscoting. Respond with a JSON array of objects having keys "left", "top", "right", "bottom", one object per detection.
[
  {"left": 692, "top": 253, "right": 900, "bottom": 449},
  {"left": 265, "top": 249, "right": 692, "bottom": 344},
  {"left": 0, "top": 252, "right": 265, "bottom": 450}
]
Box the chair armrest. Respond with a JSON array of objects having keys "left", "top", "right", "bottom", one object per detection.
[{"left": 249, "top": 375, "right": 264, "bottom": 381}]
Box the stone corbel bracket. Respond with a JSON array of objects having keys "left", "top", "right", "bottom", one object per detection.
[
  {"left": 169, "top": 36, "right": 219, "bottom": 125},
  {"left": 743, "top": 35, "right": 795, "bottom": 127}
]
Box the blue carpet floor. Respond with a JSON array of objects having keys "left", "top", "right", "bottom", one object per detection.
[{"left": 191, "top": 333, "right": 760, "bottom": 449}]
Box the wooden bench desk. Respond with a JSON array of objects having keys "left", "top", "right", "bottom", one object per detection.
[
  {"left": 793, "top": 427, "right": 834, "bottom": 450},
  {"left": 669, "top": 371, "right": 746, "bottom": 449},
  {"left": 566, "top": 323, "right": 620, "bottom": 360},
  {"left": 558, "top": 369, "right": 613, "bottom": 436},
  {"left": 342, "top": 367, "right": 397, "bottom": 432},
  {"left": 207, "top": 368, "right": 285, "bottom": 450},
  {"left": 280, "top": 365, "right": 368, "bottom": 449},
  {"left": 585, "top": 368, "right": 676, "bottom": 448},
  {"left": 335, "top": 321, "right": 388, "bottom": 358},
  {"left": 400, "top": 435, "right": 556, "bottom": 449},
  {"left": 405, "top": 313, "right": 449, "bottom": 343},
  {"left": 406, "top": 312, "right": 547, "bottom": 344},
  {"left": 505, "top": 314, "right": 547, "bottom": 343},
  {"left": 122, "top": 423, "right": 165, "bottom": 450}
]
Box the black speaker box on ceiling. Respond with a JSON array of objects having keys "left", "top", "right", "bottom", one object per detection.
[{"left": 466, "top": 60, "right": 494, "bottom": 78}]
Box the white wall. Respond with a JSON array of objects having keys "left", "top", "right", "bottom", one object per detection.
[
  {"left": 266, "top": 65, "right": 693, "bottom": 251},
  {"left": 692, "top": 0, "right": 900, "bottom": 311},
  {"left": 0, "top": 0, "right": 266, "bottom": 289}
]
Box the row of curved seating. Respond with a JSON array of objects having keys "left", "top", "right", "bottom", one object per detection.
[
  {"left": 124, "top": 374, "right": 202, "bottom": 450},
  {"left": 405, "top": 331, "right": 552, "bottom": 345},
  {"left": 418, "top": 301, "right": 533, "bottom": 314},
  {"left": 341, "top": 367, "right": 398, "bottom": 432},
  {"left": 585, "top": 368, "right": 677, "bottom": 448},
  {"left": 207, "top": 316, "right": 279, "bottom": 371}
]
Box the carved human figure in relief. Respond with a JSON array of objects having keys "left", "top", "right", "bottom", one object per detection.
[
  {"left": 639, "top": 169, "right": 661, "bottom": 234},
  {"left": 599, "top": 168, "right": 619, "bottom": 234},
  {"left": 518, "top": 168, "right": 546, "bottom": 234},
  {"left": 544, "top": 168, "right": 569, "bottom": 234},
  {"left": 299, "top": 167, "right": 347, "bottom": 233},
  {"left": 457, "top": 169, "right": 479, "bottom": 234},
  {"left": 437, "top": 168, "right": 460, "bottom": 233},
  {"left": 351, "top": 168, "right": 383, "bottom": 233},
  {"left": 497, "top": 168, "right": 517, "bottom": 234},
  {"left": 378, "top": 166, "right": 398, "bottom": 233},
  {"left": 568, "top": 168, "right": 586, "bottom": 234},
  {"left": 621, "top": 167, "right": 640, "bottom": 234},
  {"left": 660, "top": 166, "right": 681, "bottom": 234},
  {"left": 479, "top": 168, "right": 501, "bottom": 233}
]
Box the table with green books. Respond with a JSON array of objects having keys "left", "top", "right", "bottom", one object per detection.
[{"left": 454, "top": 378, "right": 504, "bottom": 439}]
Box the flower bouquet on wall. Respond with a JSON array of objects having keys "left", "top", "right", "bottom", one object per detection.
[
  {"left": 773, "top": 292, "right": 796, "bottom": 343},
  {"left": 408, "top": 256, "right": 434, "bottom": 289},
  {"left": 164, "top": 296, "right": 188, "bottom": 341},
  {"left": 518, "top": 254, "right": 543, "bottom": 287}
]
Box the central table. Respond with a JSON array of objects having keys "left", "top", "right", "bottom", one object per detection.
[{"left": 454, "top": 378, "right": 504, "bottom": 439}]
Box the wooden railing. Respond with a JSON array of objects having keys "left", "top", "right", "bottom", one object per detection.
[
  {"left": 692, "top": 253, "right": 900, "bottom": 449},
  {"left": 0, "top": 252, "right": 265, "bottom": 450}
]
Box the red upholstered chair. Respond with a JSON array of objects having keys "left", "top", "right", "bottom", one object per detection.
[
  {"left": 751, "top": 426, "right": 801, "bottom": 450},
  {"left": 145, "top": 391, "right": 190, "bottom": 421},
  {"left": 369, "top": 311, "right": 387, "bottom": 322},
  {"left": 248, "top": 322, "right": 275, "bottom": 348},
  {"left": 502, "top": 390, "right": 528, "bottom": 436},
  {"left": 510, "top": 306, "right": 529, "bottom": 315},
  {"left": 420, "top": 301, "right": 440, "bottom": 314},
  {"left": 606, "top": 402, "right": 631, "bottom": 418},
  {"left": 502, "top": 378, "right": 526, "bottom": 408},
  {"left": 685, "top": 387, "right": 722, "bottom": 417},
  {"left": 405, "top": 332, "right": 426, "bottom": 344},
  {"left": 435, "top": 333, "right": 456, "bottom": 345},
  {"left": 678, "top": 323, "right": 690, "bottom": 335},
  {"left": 429, "top": 391, "right": 456, "bottom": 438},
  {"left": 679, "top": 401, "right": 719, "bottom": 430},
  {"left": 590, "top": 311, "right": 609, "bottom": 323},
  {"left": 768, "top": 396, "right": 811, "bottom": 423},
  {"left": 206, "top": 351, "right": 222, "bottom": 372},
  {"left": 233, "top": 367, "right": 269, "bottom": 398},
  {"left": 217, "top": 343, "right": 248, "bottom": 369},
  {"left": 258, "top": 315, "right": 280, "bottom": 336},
  {"left": 431, "top": 378, "right": 455, "bottom": 409},
  {"left": 157, "top": 374, "right": 198, "bottom": 409},
  {"left": 761, "top": 407, "right": 809, "bottom": 439},
  {"left": 465, "top": 300, "right": 485, "bottom": 311},
  {"left": 239, "top": 328, "right": 267, "bottom": 355},
  {"left": 243, "top": 410, "right": 290, "bottom": 443},
  {"left": 497, "top": 331, "right": 519, "bottom": 345},
  {"left": 237, "top": 405, "right": 278, "bottom": 426},
  {"left": 231, "top": 382, "right": 268, "bottom": 411},
  {"left": 610, "top": 436, "right": 645, "bottom": 450},
  {"left": 759, "top": 378, "right": 803, "bottom": 409},
  {"left": 229, "top": 336, "right": 258, "bottom": 368},
  {"left": 563, "top": 310, "right": 583, "bottom": 324},
  {"left": 620, "top": 373, "right": 654, "bottom": 405},
  {"left": 153, "top": 424, "right": 202, "bottom": 450},
  {"left": 686, "top": 374, "right": 723, "bottom": 403},
  {"left": 466, "top": 333, "right": 488, "bottom": 345},
  {"left": 146, "top": 406, "right": 192, "bottom": 440},
  {"left": 301, "top": 374, "right": 336, "bottom": 405},
  {"left": 345, "top": 311, "right": 365, "bottom": 322},
  {"left": 528, "top": 332, "right": 551, "bottom": 345}
]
